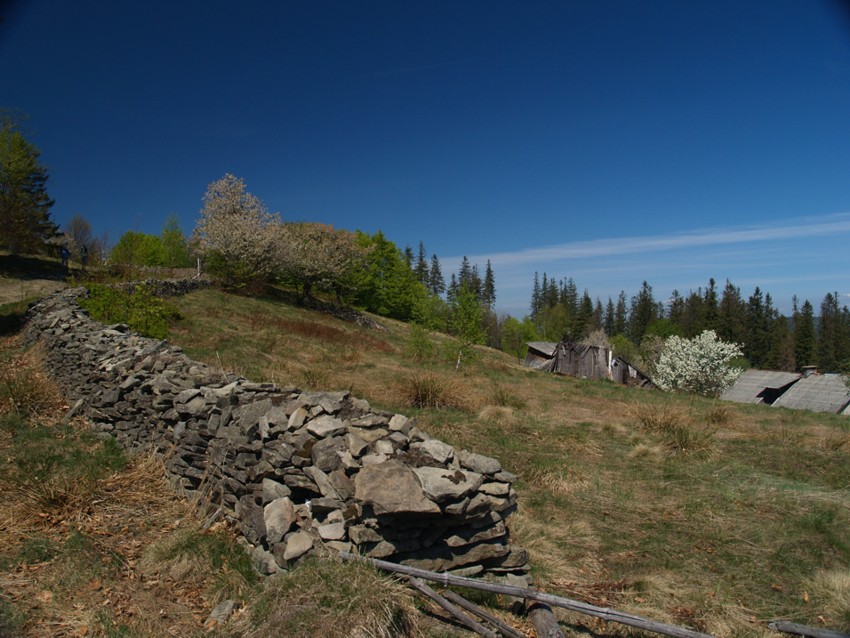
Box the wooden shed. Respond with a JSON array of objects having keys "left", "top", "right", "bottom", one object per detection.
[{"left": 524, "top": 340, "right": 654, "bottom": 387}]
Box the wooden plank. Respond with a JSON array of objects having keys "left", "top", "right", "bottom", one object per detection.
[
  {"left": 340, "top": 552, "right": 715, "bottom": 638},
  {"left": 441, "top": 589, "right": 527, "bottom": 638},
  {"left": 528, "top": 601, "right": 566, "bottom": 638},
  {"left": 407, "top": 576, "right": 499, "bottom": 638},
  {"left": 768, "top": 621, "right": 850, "bottom": 638}
]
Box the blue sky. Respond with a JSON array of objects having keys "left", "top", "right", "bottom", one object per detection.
[{"left": 2, "top": 1, "right": 850, "bottom": 317}]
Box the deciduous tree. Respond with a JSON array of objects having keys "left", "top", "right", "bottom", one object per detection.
[{"left": 193, "top": 174, "right": 279, "bottom": 287}]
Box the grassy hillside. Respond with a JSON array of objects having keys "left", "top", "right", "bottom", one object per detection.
[
  {"left": 2, "top": 277, "right": 849, "bottom": 637},
  {"left": 169, "top": 287, "right": 850, "bottom": 637}
]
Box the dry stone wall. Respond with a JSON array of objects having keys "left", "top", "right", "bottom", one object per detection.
[{"left": 24, "top": 286, "right": 530, "bottom": 584}]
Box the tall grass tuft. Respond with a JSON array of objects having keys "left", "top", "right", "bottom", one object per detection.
[
  {"left": 633, "top": 402, "right": 716, "bottom": 457},
  {"left": 396, "top": 372, "right": 469, "bottom": 410},
  {"left": 237, "top": 558, "right": 419, "bottom": 638},
  {"left": 0, "top": 364, "right": 58, "bottom": 418}
]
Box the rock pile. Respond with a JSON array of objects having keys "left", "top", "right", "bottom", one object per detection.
[{"left": 24, "top": 286, "right": 530, "bottom": 583}]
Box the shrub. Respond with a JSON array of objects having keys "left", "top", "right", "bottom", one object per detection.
[
  {"left": 654, "top": 330, "right": 743, "bottom": 397},
  {"left": 80, "top": 283, "right": 181, "bottom": 339}
]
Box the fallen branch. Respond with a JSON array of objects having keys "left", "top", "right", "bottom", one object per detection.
[
  {"left": 407, "top": 576, "right": 499, "bottom": 638},
  {"left": 441, "top": 589, "right": 528, "bottom": 638},
  {"left": 768, "top": 621, "right": 850, "bottom": 638},
  {"left": 340, "top": 552, "right": 714, "bottom": 638}
]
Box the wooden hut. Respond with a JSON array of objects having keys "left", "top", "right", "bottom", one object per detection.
[{"left": 524, "top": 340, "right": 654, "bottom": 387}]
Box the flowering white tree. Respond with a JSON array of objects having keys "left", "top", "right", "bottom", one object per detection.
[
  {"left": 194, "top": 174, "right": 280, "bottom": 286},
  {"left": 654, "top": 330, "right": 744, "bottom": 397},
  {"left": 275, "top": 222, "right": 366, "bottom": 301}
]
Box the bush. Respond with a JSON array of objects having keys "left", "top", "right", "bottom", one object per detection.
[
  {"left": 654, "top": 330, "right": 743, "bottom": 397},
  {"left": 80, "top": 283, "right": 181, "bottom": 339}
]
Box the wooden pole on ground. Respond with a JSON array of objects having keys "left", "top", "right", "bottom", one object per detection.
[{"left": 340, "top": 552, "right": 714, "bottom": 638}]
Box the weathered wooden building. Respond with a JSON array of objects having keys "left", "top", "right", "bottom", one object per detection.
[{"left": 524, "top": 340, "right": 654, "bottom": 387}]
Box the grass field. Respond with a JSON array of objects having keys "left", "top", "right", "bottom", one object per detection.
[{"left": 2, "top": 269, "right": 849, "bottom": 637}]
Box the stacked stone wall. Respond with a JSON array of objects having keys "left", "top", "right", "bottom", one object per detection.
[{"left": 23, "top": 286, "right": 530, "bottom": 584}]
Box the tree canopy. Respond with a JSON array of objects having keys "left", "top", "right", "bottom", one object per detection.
[{"left": 0, "top": 116, "right": 57, "bottom": 253}]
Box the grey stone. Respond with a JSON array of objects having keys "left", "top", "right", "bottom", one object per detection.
[
  {"left": 261, "top": 478, "right": 291, "bottom": 502},
  {"left": 303, "top": 466, "right": 342, "bottom": 500},
  {"left": 413, "top": 466, "right": 484, "bottom": 503},
  {"left": 251, "top": 545, "right": 279, "bottom": 574},
  {"left": 311, "top": 436, "right": 345, "bottom": 472},
  {"left": 354, "top": 461, "right": 440, "bottom": 515},
  {"left": 317, "top": 522, "right": 346, "bottom": 541},
  {"left": 264, "top": 496, "right": 296, "bottom": 544},
  {"left": 288, "top": 406, "right": 309, "bottom": 429},
  {"left": 345, "top": 432, "right": 369, "bottom": 457},
  {"left": 388, "top": 414, "right": 411, "bottom": 432},
  {"left": 410, "top": 439, "right": 454, "bottom": 465},
  {"left": 458, "top": 450, "right": 501, "bottom": 475},
  {"left": 306, "top": 415, "right": 346, "bottom": 438},
  {"left": 283, "top": 530, "right": 314, "bottom": 560}
]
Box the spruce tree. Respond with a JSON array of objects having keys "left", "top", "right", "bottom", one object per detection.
[
  {"left": 414, "top": 241, "right": 429, "bottom": 285},
  {"left": 794, "top": 299, "right": 817, "bottom": 370},
  {"left": 482, "top": 260, "right": 496, "bottom": 308},
  {"left": 428, "top": 254, "right": 445, "bottom": 296}
]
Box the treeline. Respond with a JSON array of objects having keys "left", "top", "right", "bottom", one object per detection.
[{"left": 527, "top": 273, "right": 850, "bottom": 374}]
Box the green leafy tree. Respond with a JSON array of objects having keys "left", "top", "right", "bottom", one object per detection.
[
  {"left": 501, "top": 315, "right": 538, "bottom": 362},
  {"left": 0, "top": 116, "right": 57, "bottom": 253},
  {"left": 351, "top": 231, "right": 428, "bottom": 321},
  {"left": 449, "top": 286, "right": 485, "bottom": 369},
  {"left": 111, "top": 231, "right": 166, "bottom": 267},
  {"left": 160, "top": 214, "right": 192, "bottom": 267}
]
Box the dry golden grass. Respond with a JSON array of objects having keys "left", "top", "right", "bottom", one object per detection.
[{"left": 233, "top": 558, "right": 421, "bottom": 638}]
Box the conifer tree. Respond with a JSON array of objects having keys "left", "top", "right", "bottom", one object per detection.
[
  {"left": 717, "top": 280, "right": 747, "bottom": 345},
  {"left": 614, "top": 291, "right": 628, "bottom": 336},
  {"left": 429, "top": 254, "right": 445, "bottom": 296},
  {"left": 604, "top": 297, "right": 616, "bottom": 336},
  {"left": 794, "top": 299, "right": 817, "bottom": 370},
  {"left": 0, "top": 116, "right": 58, "bottom": 253},
  {"left": 530, "top": 272, "right": 541, "bottom": 317},
  {"left": 414, "top": 241, "right": 429, "bottom": 285},
  {"left": 482, "top": 260, "right": 496, "bottom": 308}
]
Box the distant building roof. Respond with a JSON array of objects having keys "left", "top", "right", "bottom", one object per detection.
[
  {"left": 772, "top": 374, "right": 850, "bottom": 414},
  {"left": 721, "top": 370, "right": 802, "bottom": 404}
]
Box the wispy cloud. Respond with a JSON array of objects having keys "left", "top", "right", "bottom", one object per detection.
[
  {"left": 445, "top": 212, "right": 850, "bottom": 315},
  {"left": 449, "top": 212, "right": 850, "bottom": 268}
]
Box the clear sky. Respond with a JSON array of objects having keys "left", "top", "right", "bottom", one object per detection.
[{"left": 3, "top": 1, "right": 850, "bottom": 317}]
